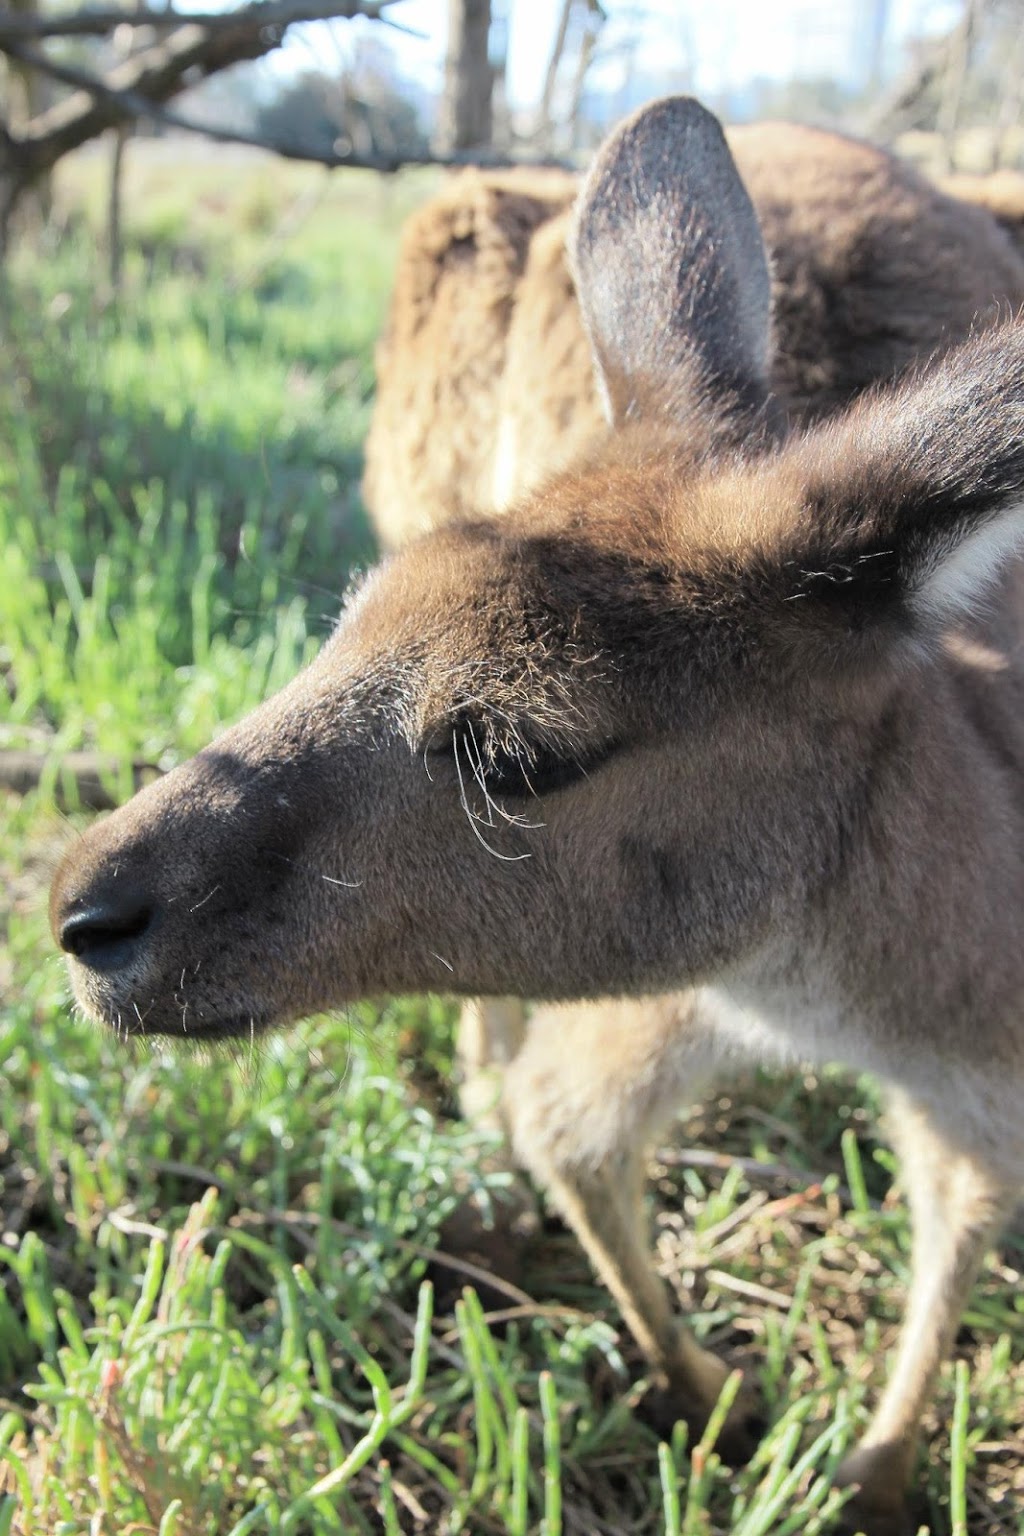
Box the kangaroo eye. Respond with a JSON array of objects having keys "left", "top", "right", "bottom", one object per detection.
[
  {"left": 479, "top": 738, "right": 594, "bottom": 797},
  {"left": 426, "top": 716, "right": 614, "bottom": 798}
]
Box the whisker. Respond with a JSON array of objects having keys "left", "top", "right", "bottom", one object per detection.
[
  {"left": 261, "top": 848, "right": 363, "bottom": 888},
  {"left": 453, "top": 733, "right": 531, "bottom": 863},
  {"left": 459, "top": 720, "right": 544, "bottom": 832},
  {"left": 462, "top": 727, "right": 498, "bottom": 827}
]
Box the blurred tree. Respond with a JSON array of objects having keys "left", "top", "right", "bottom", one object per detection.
[
  {"left": 988, "top": 7, "right": 1024, "bottom": 168},
  {"left": 256, "top": 43, "right": 428, "bottom": 161},
  {"left": 868, "top": 0, "right": 1024, "bottom": 168},
  {"left": 436, "top": 0, "right": 492, "bottom": 152},
  {"left": 534, "top": 0, "right": 605, "bottom": 153},
  {"left": 0, "top": 0, "right": 530, "bottom": 252},
  {"left": 490, "top": 0, "right": 510, "bottom": 150},
  {"left": 2, "top": 0, "right": 52, "bottom": 219},
  {"left": 936, "top": 0, "right": 980, "bottom": 172}
]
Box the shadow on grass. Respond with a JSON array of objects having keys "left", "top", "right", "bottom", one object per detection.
[{"left": 0, "top": 258, "right": 379, "bottom": 672}]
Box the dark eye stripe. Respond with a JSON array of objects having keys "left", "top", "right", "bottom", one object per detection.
[
  {"left": 465, "top": 721, "right": 618, "bottom": 798},
  {"left": 425, "top": 715, "right": 619, "bottom": 798},
  {"left": 482, "top": 747, "right": 593, "bottom": 797}
]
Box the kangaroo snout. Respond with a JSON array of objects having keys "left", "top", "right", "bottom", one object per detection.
[
  {"left": 54, "top": 880, "right": 155, "bottom": 969},
  {"left": 50, "top": 801, "right": 172, "bottom": 1032},
  {"left": 49, "top": 729, "right": 335, "bottom": 1040}
]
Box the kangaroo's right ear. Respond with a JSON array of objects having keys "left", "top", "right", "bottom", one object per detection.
[{"left": 570, "top": 96, "right": 773, "bottom": 440}]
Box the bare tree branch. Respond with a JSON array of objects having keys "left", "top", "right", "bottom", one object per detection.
[
  {"left": 3, "top": 26, "right": 273, "bottom": 175},
  {"left": 0, "top": 0, "right": 567, "bottom": 244},
  {"left": 537, "top": 0, "right": 572, "bottom": 147},
  {"left": 0, "top": 14, "right": 290, "bottom": 235},
  {"left": 566, "top": 0, "right": 604, "bottom": 151},
  {"left": 0, "top": 0, "right": 414, "bottom": 41},
  {"left": 1, "top": 33, "right": 574, "bottom": 174},
  {"left": 861, "top": 25, "right": 958, "bottom": 138},
  {"left": 936, "top": 0, "right": 980, "bottom": 173}
]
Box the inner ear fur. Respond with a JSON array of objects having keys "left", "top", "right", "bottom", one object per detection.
[
  {"left": 767, "top": 321, "right": 1024, "bottom": 632},
  {"left": 569, "top": 95, "right": 774, "bottom": 438}
]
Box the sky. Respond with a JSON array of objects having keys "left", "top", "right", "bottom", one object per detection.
[{"left": 373, "top": 0, "right": 964, "bottom": 109}]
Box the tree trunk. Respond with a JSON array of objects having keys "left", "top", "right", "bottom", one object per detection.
[
  {"left": 535, "top": 0, "right": 572, "bottom": 151},
  {"left": 489, "top": 0, "right": 510, "bottom": 151},
  {"left": 566, "top": 1, "right": 604, "bottom": 153},
  {"left": 990, "top": 11, "right": 1024, "bottom": 170},
  {"left": 4, "top": 0, "right": 51, "bottom": 228},
  {"left": 936, "top": 0, "right": 980, "bottom": 173},
  {"left": 0, "top": 119, "right": 29, "bottom": 249},
  {"left": 108, "top": 123, "right": 129, "bottom": 292},
  {"left": 436, "top": 0, "right": 492, "bottom": 154},
  {"left": 6, "top": 0, "right": 48, "bottom": 132}
]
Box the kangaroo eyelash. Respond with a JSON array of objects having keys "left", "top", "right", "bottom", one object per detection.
[{"left": 426, "top": 714, "right": 617, "bottom": 799}]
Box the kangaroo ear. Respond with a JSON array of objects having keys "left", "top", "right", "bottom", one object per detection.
[
  {"left": 569, "top": 96, "right": 773, "bottom": 437},
  {"left": 778, "top": 324, "right": 1024, "bottom": 634}
]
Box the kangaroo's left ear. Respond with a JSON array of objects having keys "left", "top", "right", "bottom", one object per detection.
[
  {"left": 570, "top": 96, "right": 773, "bottom": 440},
  {"left": 777, "top": 322, "right": 1024, "bottom": 632}
]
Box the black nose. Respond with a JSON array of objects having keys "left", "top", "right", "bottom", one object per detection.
[{"left": 58, "top": 895, "right": 153, "bottom": 969}]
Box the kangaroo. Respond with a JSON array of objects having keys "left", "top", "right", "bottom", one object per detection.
[
  {"left": 363, "top": 114, "right": 1024, "bottom": 1149},
  {"left": 51, "top": 100, "right": 1024, "bottom": 1534}
]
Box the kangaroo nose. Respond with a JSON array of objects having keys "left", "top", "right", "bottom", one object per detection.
[{"left": 58, "top": 893, "right": 154, "bottom": 969}]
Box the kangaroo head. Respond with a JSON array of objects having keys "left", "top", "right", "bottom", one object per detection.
[{"left": 52, "top": 98, "right": 1024, "bottom": 1041}]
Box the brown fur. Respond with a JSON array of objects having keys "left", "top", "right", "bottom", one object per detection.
[
  {"left": 51, "top": 100, "right": 1024, "bottom": 1534},
  {"left": 362, "top": 167, "right": 582, "bottom": 547},
  {"left": 365, "top": 122, "right": 1024, "bottom": 548},
  {"left": 940, "top": 167, "right": 1024, "bottom": 263}
]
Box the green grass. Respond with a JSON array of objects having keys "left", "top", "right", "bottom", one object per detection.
[{"left": 1, "top": 143, "right": 1022, "bottom": 1536}]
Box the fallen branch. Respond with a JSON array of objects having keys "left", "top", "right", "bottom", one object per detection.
[{"left": 0, "top": 749, "right": 161, "bottom": 809}]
